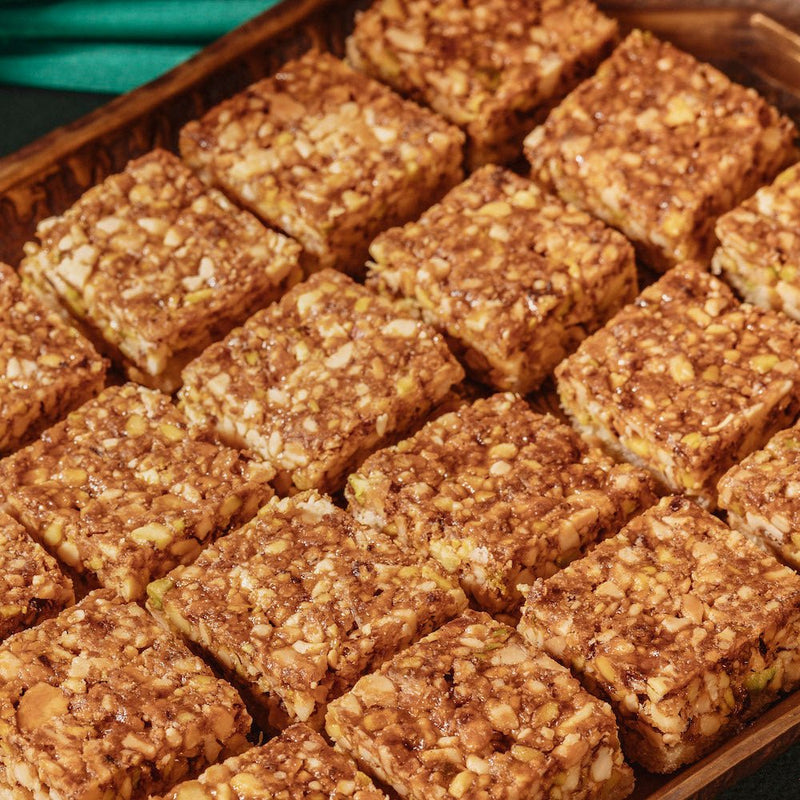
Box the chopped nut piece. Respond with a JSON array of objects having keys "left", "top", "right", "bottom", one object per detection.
[
  {"left": 347, "top": 393, "right": 655, "bottom": 613},
  {"left": 147, "top": 491, "right": 466, "bottom": 732},
  {"left": 0, "top": 383, "right": 273, "bottom": 600},
  {"left": 0, "top": 263, "right": 105, "bottom": 455},
  {"left": 179, "top": 269, "right": 463, "bottom": 494},
  {"left": 526, "top": 30, "right": 796, "bottom": 271},
  {"left": 326, "top": 610, "right": 633, "bottom": 799},
  {"left": 347, "top": 0, "right": 617, "bottom": 168},
  {"left": 0, "top": 590, "right": 250, "bottom": 800},
  {"left": 520, "top": 496, "right": 800, "bottom": 773},
  {"left": 16, "top": 683, "right": 69, "bottom": 733},
  {"left": 555, "top": 264, "right": 800, "bottom": 508},
  {"left": 713, "top": 161, "right": 800, "bottom": 321},
  {"left": 0, "top": 510, "right": 73, "bottom": 642},
  {"left": 152, "top": 724, "right": 386, "bottom": 800},
  {"left": 718, "top": 419, "right": 800, "bottom": 571},
  {"left": 180, "top": 51, "right": 464, "bottom": 275},
  {"left": 368, "top": 165, "right": 636, "bottom": 393},
  {"left": 19, "top": 149, "right": 301, "bottom": 392}
]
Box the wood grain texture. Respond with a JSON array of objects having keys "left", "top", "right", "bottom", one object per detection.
[
  {"left": 608, "top": 0, "right": 800, "bottom": 26},
  {"left": 631, "top": 690, "right": 800, "bottom": 799}
]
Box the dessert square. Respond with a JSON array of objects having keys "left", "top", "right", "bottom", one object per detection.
[
  {"left": 179, "top": 50, "right": 464, "bottom": 275},
  {"left": 0, "top": 383, "right": 274, "bottom": 601},
  {"left": 368, "top": 165, "right": 637, "bottom": 393},
  {"left": 519, "top": 496, "right": 800, "bottom": 773},
  {"left": 178, "top": 269, "right": 464, "bottom": 494},
  {"left": 0, "top": 262, "right": 105, "bottom": 455},
  {"left": 0, "top": 589, "right": 250, "bottom": 800},
  {"left": 147, "top": 491, "right": 466, "bottom": 733},
  {"left": 347, "top": 0, "right": 618, "bottom": 169},
  {"left": 0, "top": 510, "right": 73, "bottom": 642},
  {"left": 346, "top": 392, "right": 656, "bottom": 613},
  {"left": 326, "top": 610, "right": 633, "bottom": 800},
  {"left": 19, "top": 149, "right": 301, "bottom": 392},
  {"left": 526, "top": 29, "right": 796, "bottom": 271},
  {"left": 714, "top": 161, "right": 800, "bottom": 320},
  {"left": 555, "top": 264, "right": 800, "bottom": 508},
  {"left": 152, "top": 724, "right": 387, "bottom": 800},
  {"left": 718, "top": 419, "right": 800, "bottom": 571}
]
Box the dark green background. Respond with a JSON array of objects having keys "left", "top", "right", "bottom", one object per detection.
[{"left": 0, "top": 85, "right": 112, "bottom": 156}]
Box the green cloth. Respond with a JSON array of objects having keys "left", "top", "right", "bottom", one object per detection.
[{"left": 0, "top": 0, "right": 282, "bottom": 92}]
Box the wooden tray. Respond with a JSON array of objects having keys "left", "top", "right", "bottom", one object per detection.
[{"left": 2, "top": 2, "right": 800, "bottom": 797}]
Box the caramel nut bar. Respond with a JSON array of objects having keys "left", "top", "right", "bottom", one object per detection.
[
  {"left": 179, "top": 50, "right": 464, "bottom": 275},
  {"left": 0, "top": 590, "right": 251, "bottom": 800},
  {"left": 326, "top": 610, "right": 633, "bottom": 800},
  {"left": 526, "top": 29, "right": 796, "bottom": 271},
  {"left": 19, "top": 149, "right": 301, "bottom": 392},
  {"left": 713, "top": 161, "right": 800, "bottom": 320},
  {"left": 0, "top": 263, "right": 105, "bottom": 455},
  {"left": 346, "top": 392, "right": 656, "bottom": 614},
  {"left": 0, "top": 383, "right": 273, "bottom": 601},
  {"left": 718, "top": 419, "right": 800, "bottom": 571},
  {"left": 555, "top": 264, "right": 800, "bottom": 508},
  {"left": 368, "top": 165, "right": 637, "bottom": 393},
  {"left": 147, "top": 491, "right": 467, "bottom": 733},
  {"left": 152, "top": 724, "right": 387, "bottom": 800},
  {"left": 346, "top": 0, "right": 617, "bottom": 169},
  {"left": 178, "top": 269, "right": 464, "bottom": 495},
  {"left": 520, "top": 496, "right": 800, "bottom": 773},
  {"left": 0, "top": 510, "right": 73, "bottom": 642}
]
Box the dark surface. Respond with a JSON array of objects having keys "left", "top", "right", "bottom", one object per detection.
[
  {"left": 1, "top": 82, "right": 800, "bottom": 800},
  {"left": 718, "top": 741, "right": 800, "bottom": 798},
  {"left": 0, "top": 85, "right": 113, "bottom": 157}
]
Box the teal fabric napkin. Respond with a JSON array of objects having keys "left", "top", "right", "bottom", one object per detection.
[{"left": 0, "top": 0, "right": 282, "bottom": 92}]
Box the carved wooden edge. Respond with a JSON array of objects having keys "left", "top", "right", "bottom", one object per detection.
[
  {"left": 0, "top": 0, "right": 364, "bottom": 265},
  {"left": 633, "top": 689, "right": 800, "bottom": 799},
  {"left": 602, "top": 0, "right": 800, "bottom": 27}
]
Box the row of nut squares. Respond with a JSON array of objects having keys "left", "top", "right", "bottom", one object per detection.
[
  {"left": 8, "top": 1, "right": 800, "bottom": 405},
  {"left": 3, "top": 483, "right": 800, "bottom": 798},
  {"left": 4, "top": 0, "right": 800, "bottom": 796},
  {"left": 5, "top": 268, "right": 800, "bottom": 796},
  {"left": 11, "top": 254, "right": 800, "bottom": 600}
]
